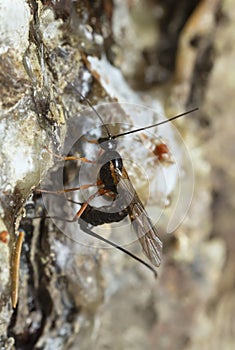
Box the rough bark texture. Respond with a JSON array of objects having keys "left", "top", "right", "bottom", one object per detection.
[{"left": 0, "top": 0, "right": 233, "bottom": 349}]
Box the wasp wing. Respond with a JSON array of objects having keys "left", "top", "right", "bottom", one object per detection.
[
  {"left": 115, "top": 167, "right": 163, "bottom": 267},
  {"left": 129, "top": 201, "right": 162, "bottom": 267}
]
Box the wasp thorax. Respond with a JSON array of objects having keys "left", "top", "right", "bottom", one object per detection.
[{"left": 98, "top": 150, "right": 123, "bottom": 193}]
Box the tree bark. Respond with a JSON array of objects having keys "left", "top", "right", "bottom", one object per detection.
[{"left": 1, "top": 1, "right": 233, "bottom": 349}]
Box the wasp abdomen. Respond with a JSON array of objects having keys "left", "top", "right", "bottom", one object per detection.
[{"left": 80, "top": 204, "right": 129, "bottom": 226}]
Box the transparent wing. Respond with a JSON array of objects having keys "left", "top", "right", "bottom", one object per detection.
[
  {"left": 129, "top": 201, "right": 162, "bottom": 266},
  {"left": 115, "top": 167, "right": 163, "bottom": 266}
]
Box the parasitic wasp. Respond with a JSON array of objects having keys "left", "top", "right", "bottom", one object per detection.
[
  {"left": 12, "top": 91, "right": 198, "bottom": 307},
  {"left": 38, "top": 91, "right": 198, "bottom": 274}
]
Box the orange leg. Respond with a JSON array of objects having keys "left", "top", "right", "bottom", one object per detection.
[
  {"left": 72, "top": 188, "right": 112, "bottom": 221},
  {"left": 80, "top": 137, "right": 98, "bottom": 144},
  {"left": 35, "top": 180, "right": 103, "bottom": 195},
  {"left": 45, "top": 146, "right": 95, "bottom": 163},
  {"left": 36, "top": 188, "right": 113, "bottom": 223}
]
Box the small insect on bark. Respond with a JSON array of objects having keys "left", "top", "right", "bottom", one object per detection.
[
  {"left": 0, "top": 230, "right": 9, "bottom": 244},
  {"left": 12, "top": 91, "right": 198, "bottom": 307},
  {"left": 37, "top": 92, "right": 197, "bottom": 270}
]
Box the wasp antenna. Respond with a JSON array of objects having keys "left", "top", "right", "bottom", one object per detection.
[
  {"left": 113, "top": 107, "right": 199, "bottom": 139},
  {"left": 74, "top": 88, "right": 112, "bottom": 139}
]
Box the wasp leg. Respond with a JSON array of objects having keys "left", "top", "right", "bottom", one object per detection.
[
  {"left": 45, "top": 146, "right": 95, "bottom": 163},
  {"left": 72, "top": 188, "right": 111, "bottom": 221},
  {"left": 36, "top": 188, "right": 110, "bottom": 223},
  {"left": 11, "top": 230, "right": 25, "bottom": 309},
  {"left": 80, "top": 137, "right": 98, "bottom": 144},
  {"left": 35, "top": 180, "right": 103, "bottom": 195}
]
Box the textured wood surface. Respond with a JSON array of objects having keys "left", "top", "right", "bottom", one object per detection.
[{"left": 1, "top": 1, "right": 233, "bottom": 349}]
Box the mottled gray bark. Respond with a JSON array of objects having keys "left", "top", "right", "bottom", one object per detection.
[{"left": 1, "top": 1, "right": 233, "bottom": 350}]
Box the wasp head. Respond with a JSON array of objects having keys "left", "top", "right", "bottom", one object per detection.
[{"left": 98, "top": 137, "right": 117, "bottom": 151}]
